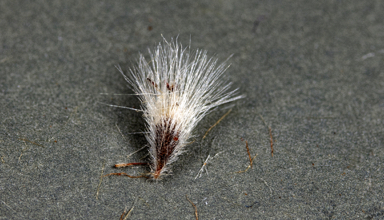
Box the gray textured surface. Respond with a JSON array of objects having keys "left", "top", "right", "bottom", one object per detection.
[{"left": 1, "top": 0, "right": 384, "bottom": 219}]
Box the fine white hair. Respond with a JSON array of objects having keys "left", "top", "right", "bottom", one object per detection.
[{"left": 116, "top": 37, "right": 244, "bottom": 179}]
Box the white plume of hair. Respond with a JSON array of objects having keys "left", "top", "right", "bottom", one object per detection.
[{"left": 116, "top": 37, "right": 244, "bottom": 179}]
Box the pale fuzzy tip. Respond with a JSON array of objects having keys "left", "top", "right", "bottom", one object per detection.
[{"left": 118, "top": 37, "right": 244, "bottom": 179}]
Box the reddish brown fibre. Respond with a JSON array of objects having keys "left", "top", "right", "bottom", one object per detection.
[{"left": 153, "top": 118, "right": 180, "bottom": 179}]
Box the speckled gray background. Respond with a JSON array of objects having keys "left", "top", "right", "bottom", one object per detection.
[{"left": 1, "top": 0, "right": 384, "bottom": 219}]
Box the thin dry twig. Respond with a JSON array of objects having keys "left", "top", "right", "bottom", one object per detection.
[
  {"left": 236, "top": 154, "right": 257, "bottom": 173},
  {"left": 195, "top": 155, "right": 211, "bottom": 179},
  {"left": 195, "top": 152, "right": 224, "bottom": 179},
  {"left": 245, "top": 141, "right": 252, "bottom": 166},
  {"left": 186, "top": 195, "right": 198, "bottom": 220},
  {"left": 120, "top": 209, "right": 126, "bottom": 220},
  {"left": 110, "top": 144, "right": 148, "bottom": 179},
  {"left": 202, "top": 109, "right": 232, "bottom": 139},
  {"left": 18, "top": 148, "right": 28, "bottom": 162},
  {"left": 116, "top": 123, "right": 126, "bottom": 140},
  {"left": 123, "top": 205, "right": 135, "bottom": 220},
  {"left": 259, "top": 177, "right": 273, "bottom": 194},
  {"left": 95, "top": 160, "right": 106, "bottom": 200},
  {"left": 139, "top": 153, "right": 149, "bottom": 160},
  {"left": 103, "top": 172, "right": 148, "bottom": 179},
  {"left": 125, "top": 146, "right": 146, "bottom": 159},
  {"left": 114, "top": 162, "right": 148, "bottom": 168},
  {"left": 236, "top": 140, "right": 257, "bottom": 173},
  {"left": 186, "top": 138, "right": 196, "bottom": 146},
  {"left": 18, "top": 138, "right": 45, "bottom": 148},
  {"left": 120, "top": 203, "right": 135, "bottom": 220},
  {"left": 259, "top": 114, "right": 274, "bottom": 157},
  {"left": 18, "top": 137, "right": 46, "bottom": 162}
]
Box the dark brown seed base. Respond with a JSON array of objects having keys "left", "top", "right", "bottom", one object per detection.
[{"left": 153, "top": 118, "right": 180, "bottom": 179}]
